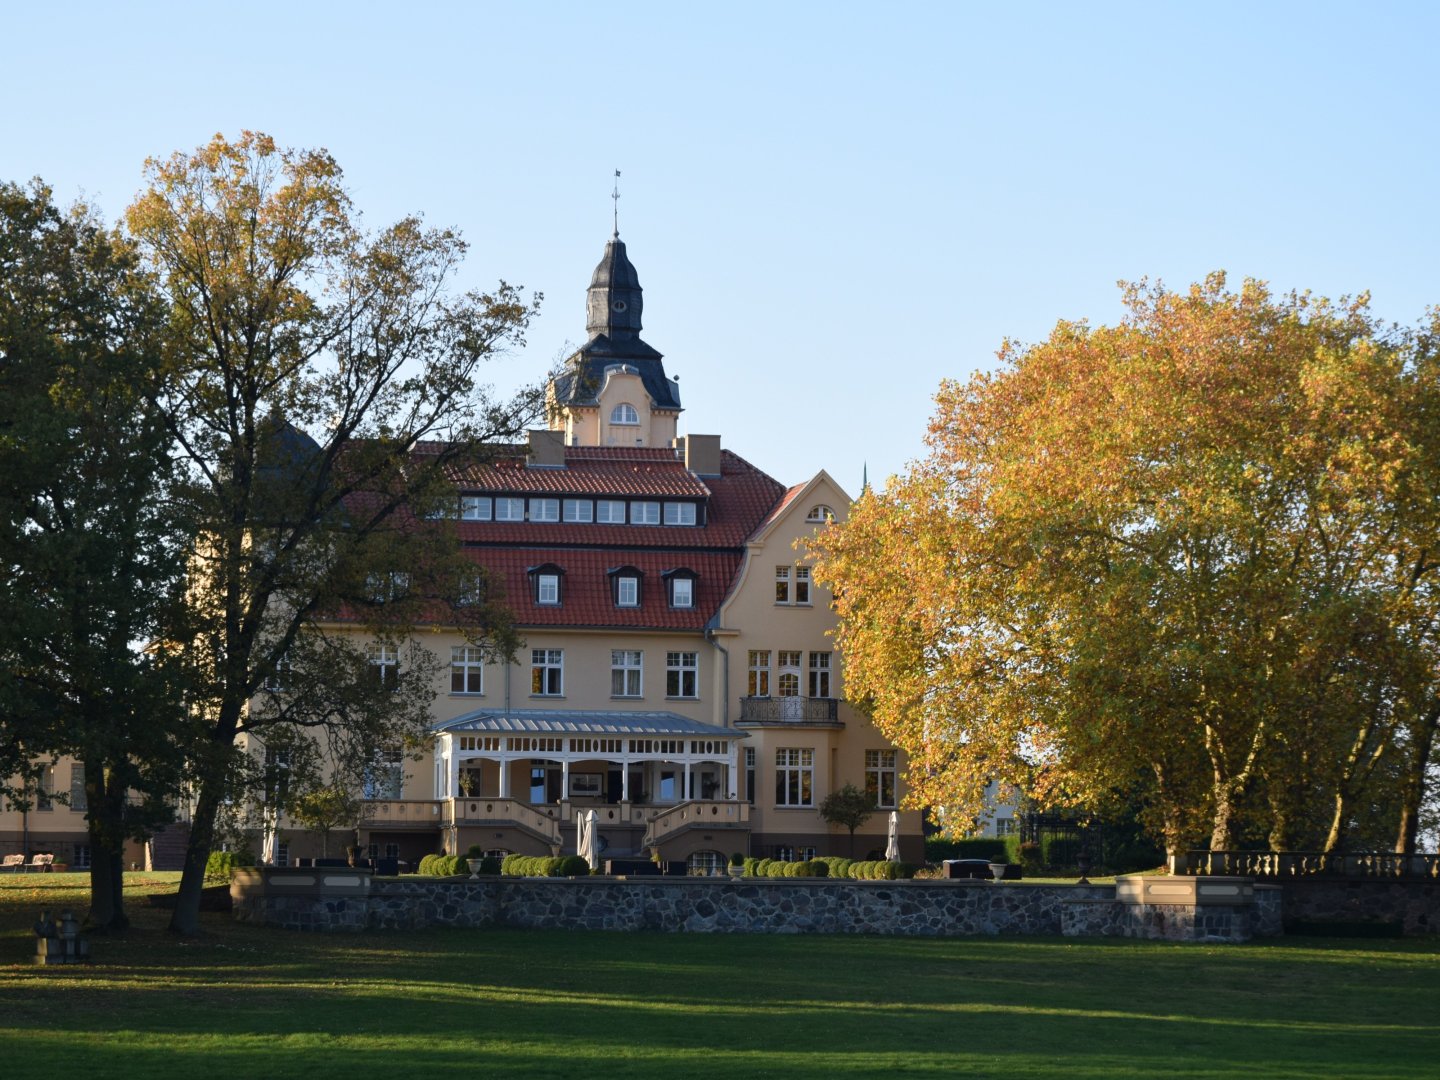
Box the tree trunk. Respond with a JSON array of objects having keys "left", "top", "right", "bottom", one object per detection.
[
  {"left": 1322, "top": 789, "right": 1350, "bottom": 855},
  {"left": 1395, "top": 704, "right": 1439, "bottom": 855},
  {"left": 1208, "top": 791, "right": 1236, "bottom": 853},
  {"left": 84, "top": 760, "right": 130, "bottom": 933}
]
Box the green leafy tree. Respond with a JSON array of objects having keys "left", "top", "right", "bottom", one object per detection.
[
  {"left": 125, "top": 132, "right": 543, "bottom": 932},
  {"left": 819, "top": 783, "right": 876, "bottom": 857},
  {"left": 0, "top": 180, "right": 187, "bottom": 930}
]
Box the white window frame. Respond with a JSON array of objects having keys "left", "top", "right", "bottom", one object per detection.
[
  {"left": 611, "top": 402, "right": 639, "bottom": 425},
  {"left": 451, "top": 646, "right": 485, "bottom": 695},
  {"left": 596, "top": 499, "right": 627, "bottom": 524},
  {"left": 610, "top": 649, "right": 643, "bottom": 698},
  {"left": 529, "top": 497, "right": 560, "bottom": 522},
  {"left": 794, "top": 565, "right": 811, "bottom": 604},
  {"left": 617, "top": 576, "right": 639, "bottom": 607},
  {"left": 531, "top": 648, "right": 564, "bottom": 696},
  {"left": 774, "top": 748, "right": 814, "bottom": 807},
  {"left": 631, "top": 501, "right": 660, "bottom": 525},
  {"left": 663, "top": 502, "right": 697, "bottom": 526},
  {"left": 670, "top": 576, "right": 694, "bottom": 609},
  {"left": 748, "top": 650, "right": 770, "bottom": 696},
  {"left": 461, "top": 495, "right": 493, "bottom": 521},
  {"left": 368, "top": 644, "right": 399, "bottom": 690},
  {"left": 494, "top": 497, "right": 525, "bottom": 521},
  {"left": 563, "top": 498, "right": 594, "bottom": 523},
  {"left": 775, "top": 565, "right": 791, "bottom": 604},
  {"left": 865, "top": 748, "right": 897, "bottom": 809},
  {"left": 806, "top": 505, "right": 835, "bottom": 523},
  {"left": 363, "top": 749, "right": 404, "bottom": 800},
  {"left": 536, "top": 573, "right": 560, "bottom": 606},
  {"left": 777, "top": 650, "right": 802, "bottom": 697},
  {"left": 808, "top": 652, "right": 832, "bottom": 698},
  {"left": 666, "top": 651, "right": 698, "bottom": 699}
]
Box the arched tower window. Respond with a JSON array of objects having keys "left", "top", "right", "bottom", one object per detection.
[
  {"left": 610, "top": 403, "right": 639, "bottom": 425},
  {"left": 806, "top": 505, "right": 835, "bottom": 523}
]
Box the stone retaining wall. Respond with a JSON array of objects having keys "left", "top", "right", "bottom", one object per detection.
[
  {"left": 1281, "top": 878, "right": 1440, "bottom": 934},
  {"left": 233, "top": 870, "right": 1284, "bottom": 942}
]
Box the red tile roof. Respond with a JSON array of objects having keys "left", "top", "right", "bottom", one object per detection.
[
  {"left": 448, "top": 446, "right": 714, "bottom": 499},
  {"left": 471, "top": 547, "right": 742, "bottom": 630}
]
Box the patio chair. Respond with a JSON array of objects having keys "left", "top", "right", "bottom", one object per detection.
[
  {"left": 0, "top": 854, "right": 25, "bottom": 873},
  {"left": 24, "top": 854, "right": 54, "bottom": 873}
]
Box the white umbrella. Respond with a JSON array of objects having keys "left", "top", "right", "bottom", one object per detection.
[
  {"left": 885, "top": 810, "right": 901, "bottom": 863},
  {"left": 579, "top": 808, "right": 600, "bottom": 871},
  {"left": 261, "top": 804, "right": 279, "bottom": 865}
]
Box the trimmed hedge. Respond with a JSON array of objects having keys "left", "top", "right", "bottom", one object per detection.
[
  {"left": 925, "top": 837, "right": 1010, "bottom": 862},
  {"left": 500, "top": 854, "right": 592, "bottom": 877}
]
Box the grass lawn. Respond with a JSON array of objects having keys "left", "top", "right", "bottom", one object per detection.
[{"left": 1, "top": 873, "right": 1437, "bottom": 1079}]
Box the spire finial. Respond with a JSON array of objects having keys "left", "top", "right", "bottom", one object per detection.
[{"left": 611, "top": 170, "right": 621, "bottom": 237}]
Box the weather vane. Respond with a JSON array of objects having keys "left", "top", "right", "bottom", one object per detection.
[{"left": 612, "top": 169, "right": 621, "bottom": 237}]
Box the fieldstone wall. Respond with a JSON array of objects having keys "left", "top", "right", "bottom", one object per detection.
[
  {"left": 1281, "top": 878, "right": 1440, "bottom": 934},
  {"left": 233, "top": 870, "right": 1284, "bottom": 941}
]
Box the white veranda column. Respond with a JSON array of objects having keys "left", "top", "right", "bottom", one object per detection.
[{"left": 497, "top": 755, "right": 512, "bottom": 799}]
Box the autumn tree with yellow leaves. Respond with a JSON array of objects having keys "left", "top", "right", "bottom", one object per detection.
[{"left": 810, "top": 274, "right": 1440, "bottom": 857}]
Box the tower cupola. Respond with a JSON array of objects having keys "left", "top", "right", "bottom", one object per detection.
[{"left": 585, "top": 235, "right": 644, "bottom": 340}]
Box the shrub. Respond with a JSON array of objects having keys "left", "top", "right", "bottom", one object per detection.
[
  {"left": 475, "top": 855, "right": 501, "bottom": 875},
  {"left": 1018, "top": 840, "right": 1042, "bottom": 867},
  {"left": 925, "top": 837, "right": 1010, "bottom": 862},
  {"left": 464, "top": 843, "right": 485, "bottom": 859},
  {"left": 807, "top": 859, "right": 829, "bottom": 878},
  {"left": 743, "top": 856, "right": 760, "bottom": 876},
  {"left": 501, "top": 853, "right": 524, "bottom": 876},
  {"left": 755, "top": 858, "right": 774, "bottom": 878},
  {"left": 557, "top": 855, "right": 590, "bottom": 876},
  {"left": 204, "top": 850, "right": 255, "bottom": 883},
  {"left": 729, "top": 852, "right": 745, "bottom": 866}
]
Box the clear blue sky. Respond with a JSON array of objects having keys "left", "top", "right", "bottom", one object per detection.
[{"left": 5, "top": 2, "right": 1437, "bottom": 494}]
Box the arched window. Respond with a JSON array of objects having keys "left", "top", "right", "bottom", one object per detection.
[
  {"left": 806, "top": 505, "right": 835, "bottom": 523},
  {"left": 610, "top": 402, "right": 639, "bottom": 425}
]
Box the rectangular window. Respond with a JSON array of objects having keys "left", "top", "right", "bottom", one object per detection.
[
  {"left": 631, "top": 501, "right": 660, "bottom": 525},
  {"left": 531, "top": 649, "right": 563, "bottom": 696},
  {"left": 494, "top": 496, "right": 525, "bottom": 521},
  {"left": 263, "top": 652, "right": 291, "bottom": 692},
  {"left": 663, "top": 502, "right": 696, "bottom": 526},
  {"left": 774, "top": 748, "right": 813, "bottom": 807},
  {"left": 529, "top": 497, "right": 559, "bottom": 522},
  {"left": 36, "top": 765, "right": 55, "bottom": 811},
  {"left": 795, "top": 566, "right": 811, "bottom": 604},
  {"left": 276, "top": 842, "right": 290, "bottom": 868},
  {"left": 69, "top": 763, "right": 87, "bottom": 814},
  {"left": 451, "top": 646, "right": 485, "bottom": 694},
  {"left": 808, "top": 652, "right": 832, "bottom": 698},
  {"left": 537, "top": 573, "right": 560, "bottom": 605},
  {"left": 745, "top": 747, "right": 756, "bottom": 805},
  {"left": 368, "top": 645, "right": 399, "bottom": 690},
  {"left": 670, "top": 577, "right": 694, "bottom": 608},
  {"left": 775, "top": 565, "right": 791, "bottom": 604},
  {"left": 995, "top": 817, "right": 1016, "bottom": 837},
  {"left": 366, "top": 571, "right": 410, "bottom": 603},
  {"left": 617, "top": 576, "right": 639, "bottom": 607},
  {"left": 73, "top": 843, "right": 92, "bottom": 869},
  {"left": 563, "top": 498, "right": 594, "bottom": 523},
  {"left": 596, "top": 499, "right": 627, "bottom": 524},
  {"left": 611, "top": 649, "right": 643, "bottom": 697},
  {"left": 747, "top": 650, "right": 770, "bottom": 696},
  {"left": 363, "top": 749, "right": 404, "bottom": 800},
  {"left": 865, "top": 749, "right": 897, "bottom": 809},
  {"left": 461, "top": 495, "right": 492, "bottom": 521},
  {"left": 666, "top": 652, "right": 698, "bottom": 698}
]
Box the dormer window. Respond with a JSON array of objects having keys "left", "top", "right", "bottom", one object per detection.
[
  {"left": 608, "top": 566, "right": 643, "bottom": 608},
  {"left": 663, "top": 501, "right": 697, "bottom": 526},
  {"left": 806, "top": 505, "right": 835, "bottom": 523},
  {"left": 367, "top": 571, "right": 410, "bottom": 604},
  {"left": 611, "top": 403, "right": 639, "bottom": 425},
  {"left": 663, "top": 568, "right": 698, "bottom": 609},
  {"left": 528, "top": 564, "right": 565, "bottom": 606}
]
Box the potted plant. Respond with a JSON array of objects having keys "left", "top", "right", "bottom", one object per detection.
[
  {"left": 988, "top": 854, "right": 1010, "bottom": 882},
  {"left": 728, "top": 852, "right": 745, "bottom": 878}
]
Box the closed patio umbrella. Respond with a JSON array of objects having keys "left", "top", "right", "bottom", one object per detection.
[
  {"left": 885, "top": 810, "right": 900, "bottom": 863},
  {"left": 579, "top": 808, "right": 600, "bottom": 871}
]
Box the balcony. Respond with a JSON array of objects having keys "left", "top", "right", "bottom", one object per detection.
[{"left": 738, "top": 696, "right": 840, "bottom": 725}]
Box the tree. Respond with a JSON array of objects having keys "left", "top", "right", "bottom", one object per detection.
[
  {"left": 125, "top": 132, "right": 542, "bottom": 932},
  {"left": 819, "top": 783, "right": 876, "bottom": 856},
  {"left": 811, "top": 274, "right": 1440, "bottom": 856},
  {"left": 0, "top": 180, "right": 188, "bottom": 931}
]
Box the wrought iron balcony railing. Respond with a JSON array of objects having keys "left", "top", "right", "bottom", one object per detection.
[{"left": 738, "top": 696, "right": 839, "bottom": 723}]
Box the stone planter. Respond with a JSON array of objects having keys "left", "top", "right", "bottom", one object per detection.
[
  {"left": 988, "top": 862, "right": 1008, "bottom": 882},
  {"left": 728, "top": 864, "right": 745, "bottom": 879}
]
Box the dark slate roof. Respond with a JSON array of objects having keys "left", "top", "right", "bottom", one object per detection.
[
  {"left": 436, "top": 709, "right": 747, "bottom": 738},
  {"left": 552, "top": 350, "right": 680, "bottom": 411}
]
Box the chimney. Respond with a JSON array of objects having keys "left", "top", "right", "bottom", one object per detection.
[
  {"left": 527, "top": 429, "right": 566, "bottom": 468},
  {"left": 683, "top": 434, "right": 721, "bottom": 478}
]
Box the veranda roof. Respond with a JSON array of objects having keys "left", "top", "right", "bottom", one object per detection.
[{"left": 434, "top": 709, "right": 748, "bottom": 739}]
